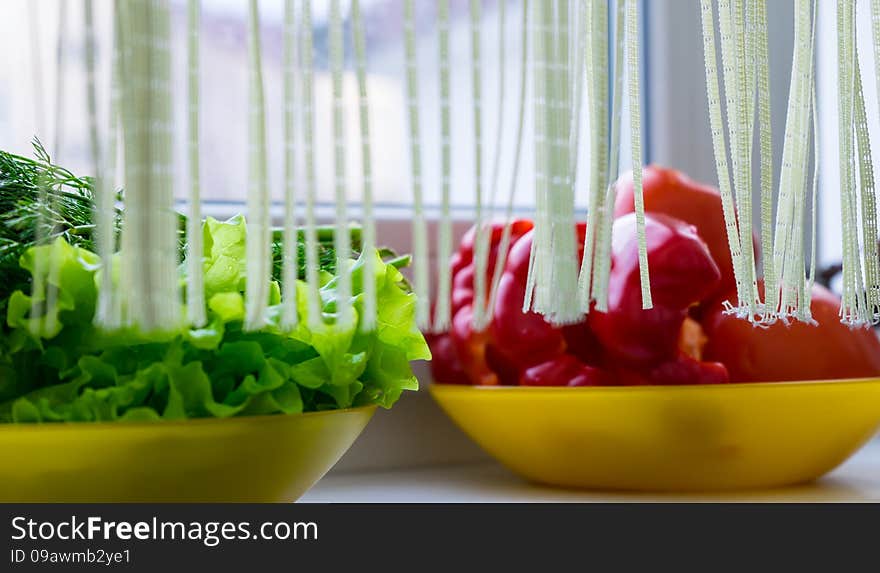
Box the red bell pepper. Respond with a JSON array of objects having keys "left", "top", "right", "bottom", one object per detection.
[
  {"left": 610, "top": 352, "right": 729, "bottom": 386},
  {"left": 433, "top": 166, "right": 880, "bottom": 388},
  {"left": 450, "top": 304, "right": 499, "bottom": 386},
  {"left": 488, "top": 223, "right": 586, "bottom": 372},
  {"left": 449, "top": 220, "right": 534, "bottom": 315},
  {"left": 424, "top": 331, "right": 469, "bottom": 385},
  {"left": 490, "top": 272, "right": 566, "bottom": 369},
  {"left": 588, "top": 213, "right": 722, "bottom": 368},
  {"left": 520, "top": 354, "right": 609, "bottom": 387},
  {"left": 430, "top": 212, "right": 729, "bottom": 387},
  {"left": 614, "top": 165, "right": 759, "bottom": 303},
  {"left": 430, "top": 220, "right": 537, "bottom": 386}
]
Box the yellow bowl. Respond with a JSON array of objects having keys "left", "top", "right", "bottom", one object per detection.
[
  {"left": 431, "top": 379, "right": 880, "bottom": 491},
  {"left": 0, "top": 406, "right": 375, "bottom": 502}
]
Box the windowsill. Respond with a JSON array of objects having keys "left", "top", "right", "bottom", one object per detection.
[
  {"left": 195, "top": 203, "right": 880, "bottom": 502},
  {"left": 303, "top": 439, "right": 880, "bottom": 503}
]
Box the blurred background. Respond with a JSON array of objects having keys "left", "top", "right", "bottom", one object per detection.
[
  {"left": 2, "top": 0, "right": 549, "bottom": 210},
  {"left": 1, "top": 0, "right": 879, "bottom": 275}
]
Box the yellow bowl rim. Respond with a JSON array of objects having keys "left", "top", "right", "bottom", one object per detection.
[
  {"left": 0, "top": 404, "right": 377, "bottom": 434},
  {"left": 430, "top": 377, "right": 880, "bottom": 395}
]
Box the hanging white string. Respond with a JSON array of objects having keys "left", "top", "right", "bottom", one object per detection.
[
  {"left": 756, "top": 0, "right": 776, "bottom": 320},
  {"left": 156, "top": 0, "right": 181, "bottom": 330},
  {"left": 540, "top": 0, "right": 559, "bottom": 318},
  {"left": 853, "top": 51, "right": 880, "bottom": 322},
  {"left": 486, "top": 0, "right": 530, "bottom": 320},
  {"left": 281, "top": 0, "right": 299, "bottom": 331},
  {"left": 117, "top": 0, "right": 135, "bottom": 327},
  {"left": 27, "top": 0, "right": 50, "bottom": 335},
  {"left": 55, "top": 1, "right": 67, "bottom": 162},
  {"left": 626, "top": 0, "right": 652, "bottom": 309},
  {"left": 486, "top": 0, "right": 507, "bottom": 227},
  {"left": 472, "top": 0, "right": 506, "bottom": 331},
  {"left": 118, "top": 0, "right": 139, "bottom": 327},
  {"left": 866, "top": 0, "right": 880, "bottom": 320},
  {"left": 772, "top": 0, "right": 813, "bottom": 321},
  {"left": 84, "top": 0, "right": 100, "bottom": 205},
  {"left": 743, "top": 0, "right": 760, "bottom": 311},
  {"left": 736, "top": 0, "right": 760, "bottom": 314},
  {"left": 805, "top": 76, "right": 819, "bottom": 320},
  {"left": 699, "top": 0, "right": 829, "bottom": 324},
  {"left": 28, "top": 2, "right": 46, "bottom": 141},
  {"left": 40, "top": 0, "right": 80, "bottom": 336},
  {"left": 569, "top": 0, "right": 588, "bottom": 176},
  {"left": 403, "top": 0, "right": 430, "bottom": 330},
  {"left": 719, "top": 0, "right": 759, "bottom": 317},
  {"left": 329, "top": 0, "right": 353, "bottom": 329},
  {"left": 699, "top": 0, "right": 747, "bottom": 316},
  {"left": 765, "top": 3, "right": 804, "bottom": 321},
  {"left": 836, "top": 0, "right": 864, "bottom": 324},
  {"left": 300, "top": 0, "right": 323, "bottom": 329},
  {"left": 117, "top": 0, "right": 180, "bottom": 331},
  {"left": 99, "top": 0, "right": 127, "bottom": 329},
  {"left": 244, "top": 0, "right": 272, "bottom": 331},
  {"left": 744, "top": 0, "right": 757, "bottom": 146},
  {"left": 577, "top": 0, "right": 609, "bottom": 312},
  {"left": 469, "top": 0, "right": 491, "bottom": 328},
  {"left": 523, "top": 0, "right": 548, "bottom": 313},
  {"left": 590, "top": 0, "right": 623, "bottom": 313},
  {"left": 351, "top": 0, "right": 377, "bottom": 332},
  {"left": 801, "top": 0, "right": 820, "bottom": 322},
  {"left": 544, "top": 0, "right": 581, "bottom": 325},
  {"left": 186, "top": 0, "right": 206, "bottom": 327},
  {"left": 717, "top": 0, "right": 746, "bottom": 307},
  {"left": 432, "top": 0, "right": 454, "bottom": 332},
  {"left": 529, "top": 0, "right": 550, "bottom": 316},
  {"left": 793, "top": 0, "right": 813, "bottom": 318},
  {"left": 87, "top": 0, "right": 115, "bottom": 330},
  {"left": 852, "top": 1, "right": 880, "bottom": 323}
]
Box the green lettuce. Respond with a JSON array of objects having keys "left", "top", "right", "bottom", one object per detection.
[{"left": 0, "top": 216, "right": 430, "bottom": 423}]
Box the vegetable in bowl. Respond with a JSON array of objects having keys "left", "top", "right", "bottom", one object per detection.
[
  {"left": 430, "top": 166, "right": 880, "bottom": 387},
  {"left": 0, "top": 143, "right": 430, "bottom": 424}
]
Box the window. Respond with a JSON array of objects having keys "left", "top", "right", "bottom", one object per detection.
[
  {"left": 0, "top": 2, "right": 513, "bottom": 210},
  {"left": 649, "top": 0, "right": 880, "bottom": 277},
  {"left": 816, "top": 0, "right": 880, "bottom": 271},
  {"left": 0, "top": 1, "right": 644, "bottom": 219},
  {"left": 5, "top": 0, "right": 858, "bottom": 271}
]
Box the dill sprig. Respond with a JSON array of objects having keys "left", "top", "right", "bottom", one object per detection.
[{"left": 0, "top": 138, "right": 121, "bottom": 310}]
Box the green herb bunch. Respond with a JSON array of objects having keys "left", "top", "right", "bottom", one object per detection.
[
  {"left": 0, "top": 139, "right": 117, "bottom": 311},
  {"left": 0, "top": 145, "right": 428, "bottom": 423}
]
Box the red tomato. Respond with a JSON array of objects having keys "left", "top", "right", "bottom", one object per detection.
[{"left": 702, "top": 283, "right": 880, "bottom": 382}]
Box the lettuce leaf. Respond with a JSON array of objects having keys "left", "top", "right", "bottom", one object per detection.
[{"left": 0, "top": 217, "right": 430, "bottom": 423}]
